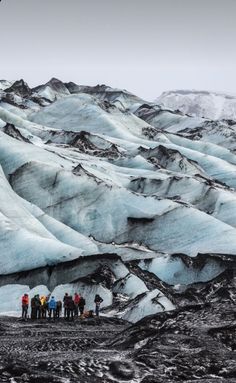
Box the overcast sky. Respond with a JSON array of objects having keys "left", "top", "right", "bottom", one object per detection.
[{"left": 0, "top": 0, "right": 235, "bottom": 100}]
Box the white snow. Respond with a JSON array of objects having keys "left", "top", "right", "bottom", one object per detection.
[{"left": 156, "top": 90, "right": 236, "bottom": 120}]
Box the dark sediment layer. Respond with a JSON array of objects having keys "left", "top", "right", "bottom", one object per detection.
[{"left": 0, "top": 296, "right": 236, "bottom": 383}]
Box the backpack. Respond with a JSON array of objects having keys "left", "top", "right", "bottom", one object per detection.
[
  {"left": 74, "top": 294, "right": 81, "bottom": 304},
  {"left": 22, "top": 296, "right": 28, "bottom": 305}
]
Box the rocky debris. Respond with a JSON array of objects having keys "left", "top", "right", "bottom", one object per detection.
[
  {"left": 0, "top": 92, "right": 29, "bottom": 109},
  {"left": 141, "top": 144, "right": 208, "bottom": 177},
  {"left": 3, "top": 123, "right": 31, "bottom": 143},
  {"left": 5, "top": 79, "right": 32, "bottom": 98},
  {"left": 77, "top": 264, "right": 116, "bottom": 290},
  {"left": 110, "top": 300, "right": 236, "bottom": 382},
  {"left": 109, "top": 360, "right": 135, "bottom": 380},
  {"left": 70, "top": 131, "right": 121, "bottom": 158},
  {"left": 1, "top": 293, "right": 235, "bottom": 383},
  {"left": 0, "top": 317, "right": 130, "bottom": 383}
]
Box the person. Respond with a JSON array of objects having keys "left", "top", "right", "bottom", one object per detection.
[
  {"left": 67, "top": 296, "right": 75, "bottom": 321},
  {"left": 73, "top": 292, "right": 81, "bottom": 317},
  {"left": 21, "top": 293, "right": 29, "bottom": 319},
  {"left": 35, "top": 294, "right": 41, "bottom": 319},
  {"left": 94, "top": 294, "right": 103, "bottom": 317},
  {"left": 40, "top": 295, "right": 47, "bottom": 319},
  {"left": 63, "top": 293, "right": 69, "bottom": 318},
  {"left": 31, "top": 295, "right": 37, "bottom": 319},
  {"left": 48, "top": 296, "right": 57, "bottom": 320},
  {"left": 78, "top": 296, "right": 86, "bottom": 317},
  {"left": 56, "top": 300, "right": 62, "bottom": 318}
]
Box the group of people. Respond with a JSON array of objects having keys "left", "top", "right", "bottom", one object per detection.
[{"left": 21, "top": 292, "right": 104, "bottom": 321}]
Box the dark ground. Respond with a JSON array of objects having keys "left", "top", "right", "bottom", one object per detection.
[
  {"left": 1, "top": 259, "right": 236, "bottom": 382},
  {"left": 0, "top": 316, "right": 130, "bottom": 383},
  {"left": 0, "top": 300, "right": 236, "bottom": 383}
]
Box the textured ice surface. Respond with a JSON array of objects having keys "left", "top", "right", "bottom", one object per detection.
[
  {"left": 139, "top": 255, "right": 225, "bottom": 285},
  {"left": 1, "top": 80, "right": 236, "bottom": 322},
  {"left": 113, "top": 274, "right": 148, "bottom": 298},
  {"left": 121, "top": 289, "right": 175, "bottom": 323}
]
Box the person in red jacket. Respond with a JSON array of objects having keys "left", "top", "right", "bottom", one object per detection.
[
  {"left": 73, "top": 293, "right": 81, "bottom": 317},
  {"left": 21, "top": 293, "right": 29, "bottom": 319}
]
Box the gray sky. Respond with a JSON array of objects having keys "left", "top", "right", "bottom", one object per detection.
[{"left": 0, "top": 0, "right": 235, "bottom": 100}]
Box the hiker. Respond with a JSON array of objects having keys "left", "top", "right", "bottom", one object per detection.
[
  {"left": 78, "top": 296, "right": 86, "bottom": 317},
  {"left": 66, "top": 296, "right": 75, "bottom": 321},
  {"left": 94, "top": 294, "right": 103, "bottom": 317},
  {"left": 31, "top": 295, "right": 37, "bottom": 319},
  {"left": 21, "top": 293, "right": 29, "bottom": 319},
  {"left": 48, "top": 296, "right": 57, "bottom": 320},
  {"left": 56, "top": 300, "right": 62, "bottom": 318},
  {"left": 40, "top": 295, "right": 47, "bottom": 319},
  {"left": 63, "top": 293, "right": 69, "bottom": 318},
  {"left": 46, "top": 294, "right": 50, "bottom": 315},
  {"left": 74, "top": 292, "right": 81, "bottom": 317},
  {"left": 35, "top": 294, "right": 41, "bottom": 319}
]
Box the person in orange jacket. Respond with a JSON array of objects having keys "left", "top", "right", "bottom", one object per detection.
[{"left": 21, "top": 293, "right": 29, "bottom": 319}]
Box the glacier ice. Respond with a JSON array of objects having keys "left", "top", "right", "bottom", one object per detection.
[{"left": 0, "top": 79, "right": 236, "bottom": 322}]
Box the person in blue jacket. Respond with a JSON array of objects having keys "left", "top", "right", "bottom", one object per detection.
[{"left": 48, "top": 296, "right": 57, "bottom": 320}]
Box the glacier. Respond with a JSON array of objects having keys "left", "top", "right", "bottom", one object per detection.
[{"left": 0, "top": 79, "right": 236, "bottom": 323}]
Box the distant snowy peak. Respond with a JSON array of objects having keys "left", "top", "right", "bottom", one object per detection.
[
  {"left": 156, "top": 90, "right": 236, "bottom": 120},
  {"left": 31, "top": 77, "right": 71, "bottom": 102},
  {"left": 0, "top": 80, "right": 14, "bottom": 91}
]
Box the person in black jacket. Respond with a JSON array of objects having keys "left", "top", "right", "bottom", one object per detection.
[
  {"left": 63, "top": 293, "right": 69, "bottom": 318},
  {"left": 66, "top": 296, "right": 75, "bottom": 321},
  {"left": 31, "top": 295, "right": 40, "bottom": 319},
  {"left": 35, "top": 294, "right": 41, "bottom": 319},
  {"left": 78, "top": 296, "right": 86, "bottom": 317},
  {"left": 56, "top": 300, "right": 62, "bottom": 318},
  {"left": 31, "top": 296, "right": 36, "bottom": 319},
  {"left": 94, "top": 294, "right": 103, "bottom": 317}
]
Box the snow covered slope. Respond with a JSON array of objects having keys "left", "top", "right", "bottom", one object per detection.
[
  {"left": 0, "top": 79, "right": 236, "bottom": 321},
  {"left": 156, "top": 90, "right": 236, "bottom": 120}
]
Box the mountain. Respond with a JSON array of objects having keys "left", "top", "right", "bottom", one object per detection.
[
  {"left": 0, "top": 79, "right": 236, "bottom": 326},
  {"left": 156, "top": 89, "right": 236, "bottom": 120}
]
